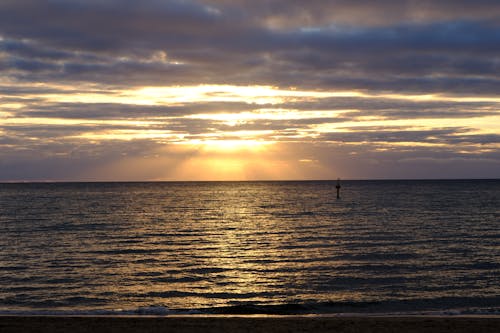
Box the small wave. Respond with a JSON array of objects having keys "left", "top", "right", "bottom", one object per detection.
[
  {"left": 85, "top": 248, "right": 166, "bottom": 255},
  {"left": 201, "top": 298, "right": 500, "bottom": 315},
  {"left": 151, "top": 276, "right": 205, "bottom": 283},
  {"left": 0, "top": 306, "right": 172, "bottom": 316},
  {"left": 1, "top": 299, "right": 499, "bottom": 317},
  {"left": 141, "top": 290, "right": 274, "bottom": 300},
  {"left": 0, "top": 266, "right": 29, "bottom": 271},
  {"left": 186, "top": 267, "right": 229, "bottom": 274},
  {"left": 272, "top": 211, "right": 315, "bottom": 218},
  {"left": 0, "top": 296, "right": 108, "bottom": 308}
]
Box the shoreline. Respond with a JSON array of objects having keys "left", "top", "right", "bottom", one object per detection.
[{"left": 1, "top": 315, "right": 500, "bottom": 333}]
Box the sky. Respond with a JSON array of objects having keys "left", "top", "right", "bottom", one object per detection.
[{"left": 1, "top": 0, "right": 499, "bottom": 181}]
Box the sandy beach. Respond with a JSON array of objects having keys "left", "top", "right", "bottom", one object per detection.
[{"left": 1, "top": 315, "right": 499, "bottom": 333}]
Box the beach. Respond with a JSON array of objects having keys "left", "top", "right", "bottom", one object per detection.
[{"left": 1, "top": 315, "right": 500, "bottom": 333}]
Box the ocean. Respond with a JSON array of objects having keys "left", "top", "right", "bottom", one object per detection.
[{"left": 0, "top": 180, "right": 499, "bottom": 316}]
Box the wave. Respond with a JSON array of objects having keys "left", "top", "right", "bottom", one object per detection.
[
  {"left": 1, "top": 297, "right": 499, "bottom": 316},
  {"left": 200, "top": 297, "right": 500, "bottom": 315},
  {"left": 0, "top": 306, "right": 173, "bottom": 316}
]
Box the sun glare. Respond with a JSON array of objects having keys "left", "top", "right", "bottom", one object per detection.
[{"left": 179, "top": 139, "right": 273, "bottom": 153}]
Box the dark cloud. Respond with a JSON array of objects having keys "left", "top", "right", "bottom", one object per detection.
[
  {"left": 0, "top": 39, "right": 73, "bottom": 60},
  {"left": 208, "top": 0, "right": 500, "bottom": 27},
  {"left": 325, "top": 127, "right": 463, "bottom": 140},
  {"left": 318, "top": 127, "right": 487, "bottom": 145},
  {"left": 0, "top": 0, "right": 224, "bottom": 51},
  {"left": 14, "top": 101, "right": 255, "bottom": 119},
  {"left": 284, "top": 97, "right": 500, "bottom": 119},
  {"left": 0, "top": 1, "right": 499, "bottom": 94}
]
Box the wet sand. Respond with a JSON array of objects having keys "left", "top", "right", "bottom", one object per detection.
[{"left": 1, "top": 315, "right": 500, "bottom": 333}]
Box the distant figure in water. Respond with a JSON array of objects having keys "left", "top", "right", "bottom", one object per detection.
[{"left": 336, "top": 178, "right": 341, "bottom": 199}]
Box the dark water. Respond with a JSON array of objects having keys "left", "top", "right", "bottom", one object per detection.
[{"left": 0, "top": 180, "right": 499, "bottom": 315}]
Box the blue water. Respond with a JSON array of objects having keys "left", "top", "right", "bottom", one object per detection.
[{"left": 0, "top": 180, "right": 499, "bottom": 315}]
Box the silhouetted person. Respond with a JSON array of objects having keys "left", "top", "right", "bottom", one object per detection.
[{"left": 336, "top": 178, "right": 341, "bottom": 199}]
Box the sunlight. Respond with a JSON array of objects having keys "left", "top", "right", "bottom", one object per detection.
[
  {"left": 31, "top": 83, "right": 500, "bottom": 106},
  {"left": 171, "top": 156, "right": 255, "bottom": 181},
  {"left": 3, "top": 117, "right": 161, "bottom": 127},
  {"left": 185, "top": 109, "right": 352, "bottom": 125},
  {"left": 35, "top": 84, "right": 363, "bottom": 106},
  {"left": 132, "top": 85, "right": 361, "bottom": 105},
  {"left": 72, "top": 129, "right": 183, "bottom": 141},
  {"left": 170, "top": 154, "right": 300, "bottom": 181},
  {"left": 179, "top": 139, "right": 273, "bottom": 153}
]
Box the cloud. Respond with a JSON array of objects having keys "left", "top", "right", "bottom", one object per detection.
[
  {"left": 208, "top": 0, "right": 500, "bottom": 28},
  {"left": 1, "top": 1, "right": 499, "bottom": 180},
  {"left": 1, "top": 1, "right": 499, "bottom": 94}
]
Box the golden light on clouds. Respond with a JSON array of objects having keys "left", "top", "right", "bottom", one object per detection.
[
  {"left": 113, "top": 85, "right": 500, "bottom": 105},
  {"left": 186, "top": 109, "right": 352, "bottom": 125},
  {"left": 132, "top": 85, "right": 364, "bottom": 105},
  {"left": 1, "top": 82, "right": 392, "bottom": 106},
  {"left": 2, "top": 81, "right": 499, "bottom": 180},
  {"left": 2, "top": 83, "right": 499, "bottom": 145},
  {"left": 72, "top": 130, "right": 183, "bottom": 141},
  {"left": 4, "top": 81, "right": 500, "bottom": 109}
]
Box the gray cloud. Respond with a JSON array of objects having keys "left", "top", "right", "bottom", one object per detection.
[
  {"left": 208, "top": 0, "right": 500, "bottom": 27},
  {"left": 0, "top": 1, "right": 499, "bottom": 94},
  {"left": 14, "top": 101, "right": 255, "bottom": 119}
]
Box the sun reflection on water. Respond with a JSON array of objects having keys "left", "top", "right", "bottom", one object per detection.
[{"left": 1, "top": 181, "right": 498, "bottom": 311}]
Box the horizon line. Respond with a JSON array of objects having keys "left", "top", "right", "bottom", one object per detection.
[{"left": 1, "top": 178, "right": 499, "bottom": 184}]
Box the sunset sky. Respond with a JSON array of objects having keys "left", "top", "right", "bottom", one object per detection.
[{"left": 1, "top": 0, "right": 499, "bottom": 181}]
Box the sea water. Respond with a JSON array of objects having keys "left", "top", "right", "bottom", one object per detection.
[{"left": 0, "top": 180, "right": 499, "bottom": 315}]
